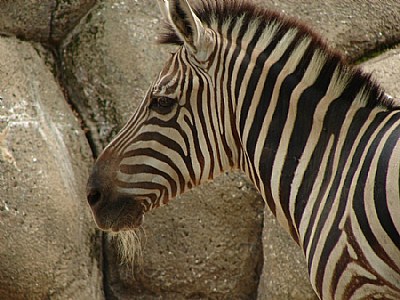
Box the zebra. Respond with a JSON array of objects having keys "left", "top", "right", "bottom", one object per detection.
[{"left": 86, "top": 0, "right": 400, "bottom": 299}]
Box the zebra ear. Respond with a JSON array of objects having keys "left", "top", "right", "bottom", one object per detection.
[{"left": 158, "top": 0, "right": 210, "bottom": 56}]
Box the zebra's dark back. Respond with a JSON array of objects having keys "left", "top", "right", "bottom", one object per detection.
[{"left": 87, "top": 1, "right": 400, "bottom": 299}]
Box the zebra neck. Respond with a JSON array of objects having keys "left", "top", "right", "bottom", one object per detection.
[{"left": 233, "top": 38, "right": 391, "bottom": 240}]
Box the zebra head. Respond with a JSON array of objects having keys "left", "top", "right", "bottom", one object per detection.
[{"left": 87, "top": 0, "right": 239, "bottom": 232}]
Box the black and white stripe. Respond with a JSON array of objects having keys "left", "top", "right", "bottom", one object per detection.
[{"left": 87, "top": 1, "right": 400, "bottom": 299}]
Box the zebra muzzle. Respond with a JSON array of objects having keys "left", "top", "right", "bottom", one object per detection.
[{"left": 87, "top": 172, "right": 145, "bottom": 232}]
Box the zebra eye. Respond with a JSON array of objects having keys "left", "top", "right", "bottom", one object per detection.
[
  {"left": 150, "top": 96, "right": 176, "bottom": 114},
  {"left": 158, "top": 97, "right": 175, "bottom": 107}
]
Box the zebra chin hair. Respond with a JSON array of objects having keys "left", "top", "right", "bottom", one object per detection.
[{"left": 108, "top": 228, "right": 145, "bottom": 271}]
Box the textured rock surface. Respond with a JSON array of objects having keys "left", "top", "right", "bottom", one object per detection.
[
  {"left": 361, "top": 46, "right": 400, "bottom": 99},
  {"left": 61, "top": 0, "right": 173, "bottom": 151},
  {"left": 257, "top": 209, "right": 317, "bottom": 300},
  {"left": 0, "top": 37, "right": 103, "bottom": 300},
  {"left": 0, "top": 0, "right": 96, "bottom": 44}
]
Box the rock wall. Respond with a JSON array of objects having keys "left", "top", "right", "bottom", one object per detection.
[
  {"left": 0, "top": 37, "right": 103, "bottom": 300},
  {"left": 0, "top": 1, "right": 399, "bottom": 299},
  {"left": 0, "top": 0, "right": 96, "bottom": 43}
]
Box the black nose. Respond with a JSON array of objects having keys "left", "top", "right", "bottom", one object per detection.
[
  {"left": 86, "top": 147, "right": 119, "bottom": 208},
  {"left": 87, "top": 165, "right": 105, "bottom": 208},
  {"left": 87, "top": 188, "right": 102, "bottom": 207}
]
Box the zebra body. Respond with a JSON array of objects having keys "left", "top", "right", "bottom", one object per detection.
[{"left": 87, "top": 0, "right": 400, "bottom": 299}]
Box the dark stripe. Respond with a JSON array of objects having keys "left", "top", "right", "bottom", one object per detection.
[
  {"left": 178, "top": 51, "right": 188, "bottom": 98},
  {"left": 231, "top": 21, "right": 266, "bottom": 177},
  {"left": 218, "top": 88, "right": 235, "bottom": 168},
  {"left": 214, "top": 40, "right": 235, "bottom": 168},
  {"left": 353, "top": 115, "right": 400, "bottom": 271},
  {"left": 130, "top": 130, "right": 184, "bottom": 154},
  {"left": 222, "top": 20, "right": 243, "bottom": 166},
  {"left": 375, "top": 122, "right": 400, "bottom": 251},
  {"left": 121, "top": 147, "right": 186, "bottom": 194},
  {"left": 310, "top": 100, "right": 353, "bottom": 296},
  {"left": 205, "top": 32, "right": 219, "bottom": 69},
  {"left": 114, "top": 105, "right": 148, "bottom": 153},
  {"left": 179, "top": 114, "right": 197, "bottom": 183},
  {"left": 204, "top": 73, "right": 222, "bottom": 176},
  {"left": 174, "top": 54, "right": 198, "bottom": 183},
  {"left": 258, "top": 41, "right": 332, "bottom": 218},
  {"left": 301, "top": 134, "right": 336, "bottom": 255},
  {"left": 184, "top": 68, "right": 205, "bottom": 180},
  {"left": 272, "top": 43, "right": 321, "bottom": 240},
  {"left": 193, "top": 67, "right": 215, "bottom": 179},
  {"left": 238, "top": 26, "right": 285, "bottom": 137},
  {"left": 340, "top": 218, "right": 398, "bottom": 298},
  {"left": 298, "top": 61, "right": 353, "bottom": 252},
  {"left": 330, "top": 243, "right": 352, "bottom": 298},
  {"left": 116, "top": 172, "right": 172, "bottom": 195},
  {"left": 240, "top": 28, "right": 289, "bottom": 208}
]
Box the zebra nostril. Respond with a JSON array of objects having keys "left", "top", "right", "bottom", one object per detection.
[{"left": 87, "top": 189, "right": 102, "bottom": 207}]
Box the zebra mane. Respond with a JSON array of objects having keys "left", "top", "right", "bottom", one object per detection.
[{"left": 158, "top": 0, "right": 397, "bottom": 109}]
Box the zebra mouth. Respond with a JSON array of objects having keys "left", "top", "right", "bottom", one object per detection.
[
  {"left": 110, "top": 212, "right": 144, "bottom": 232},
  {"left": 89, "top": 194, "right": 146, "bottom": 232},
  {"left": 107, "top": 198, "right": 145, "bottom": 232}
]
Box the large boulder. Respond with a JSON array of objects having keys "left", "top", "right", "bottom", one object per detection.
[
  {"left": 0, "top": 0, "right": 96, "bottom": 44},
  {"left": 0, "top": 37, "right": 103, "bottom": 299}
]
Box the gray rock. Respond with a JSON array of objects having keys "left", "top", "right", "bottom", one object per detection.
[
  {"left": 257, "top": 210, "right": 318, "bottom": 300},
  {"left": 0, "top": 37, "right": 103, "bottom": 300},
  {"left": 61, "top": 0, "right": 173, "bottom": 152},
  {"left": 361, "top": 46, "right": 400, "bottom": 99},
  {"left": 0, "top": 0, "right": 96, "bottom": 44}
]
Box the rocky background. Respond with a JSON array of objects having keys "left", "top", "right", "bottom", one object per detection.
[{"left": 0, "top": 0, "right": 399, "bottom": 299}]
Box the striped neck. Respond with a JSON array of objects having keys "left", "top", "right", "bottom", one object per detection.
[
  {"left": 217, "top": 19, "right": 392, "bottom": 241},
  {"left": 160, "top": 0, "right": 396, "bottom": 241}
]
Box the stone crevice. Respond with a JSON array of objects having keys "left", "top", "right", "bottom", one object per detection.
[{"left": 48, "top": 0, "right": 58, "bottom": 46}]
